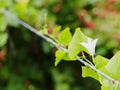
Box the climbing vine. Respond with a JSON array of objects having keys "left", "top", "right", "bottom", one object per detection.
[{"left": 2, "top": 9, "right": 120, "bottom": 90}]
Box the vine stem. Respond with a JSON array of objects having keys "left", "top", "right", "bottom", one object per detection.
[{"left": 3, "top": 10, "right": 120, "bottom": 86}]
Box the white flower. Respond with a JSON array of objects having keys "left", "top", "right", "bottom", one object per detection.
[{"left": 80, "top": 38, "right": 98, "bottom": 56}]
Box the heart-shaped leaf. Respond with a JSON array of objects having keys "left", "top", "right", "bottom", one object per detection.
[
  {"left": 105, "top": 51, "right": 120, "bottom": 81},
  {"left": 68, "top": 28, "right": 88, "bottom": 59},
  {"left": 58, "top": 27, "right": 72, "bottom": 46}
]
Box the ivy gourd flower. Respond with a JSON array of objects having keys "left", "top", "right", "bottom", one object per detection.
[{"left": 80, "top": 38, "right": 98, "bottom": 56}]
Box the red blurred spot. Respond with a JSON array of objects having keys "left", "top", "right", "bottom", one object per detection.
[
  {"left": 77, "top": 13, "right": 84, "bottom": 21},
  {"left": 97, "top": 12, "right": 106, "bottom": 19},
  {"left": 114, "top": 35, "right": 120, "bottom": 43},
  {"left": 24, "top": 80, "right": 30, "bottom": 87},
  {"left": 107, "top": 7, "right": 115, "bottom": 12},
  {"left": 0, "top": 63, "right": 3, "bottom": 68},
  {"left": 53, "top": 4, "right": 62, "bottom": 13},
  {"left": 48, "top": 26, "right": 53, "bottom": 34},
  {"left": 85, "top": 22, "right": 95, "bottom": 29},
  {"left": 77, "top": 10, "right": 87, "bottom": 21},
  {"left": 0, "top": 51, "right": 6, "bottom": 60},
  {"left": 108, "top": 0, "right": 116, "bottom": 3}
]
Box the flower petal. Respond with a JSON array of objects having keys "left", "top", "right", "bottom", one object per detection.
[{"left": 80, "top": 38, "right": 98, "bottom": 56}]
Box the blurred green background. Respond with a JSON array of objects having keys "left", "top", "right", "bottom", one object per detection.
[{"left": 0, "top": 0, "right": 120, "bottom": 90}]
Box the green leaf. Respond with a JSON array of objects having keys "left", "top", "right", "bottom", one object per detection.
[
  {"left": 68, "top": 28, "right": 88, "bottom": 59},
  {"left": 40, "top": 29, "right": 47, "bottom": 34},
  {"left": 82, "top": 66, "right": 99, "bottom": 80},
  {"left": 0, "top": 15, "right": 7, "bottom": 31},
  {"left": 94, "top": 54, "right": 120, "bottom": 89},
  {"left": 0, "top": 32, "right": 8, "bottom": 47},
  {"left": 55, "top": 50, "right": 66, "bottom": 66},
  {"left": 55, "top": 50, "right": 75, "bottom": 66},
  {"left": 0, "top": 0, "right": 11, "bottom": 8},
  {"left": 94, "top": 55, "right": 109, "bottom": 69},
  {"left": 52, "top": 25, "right": 61, "bottom": 37},
  {"left": 99, "top": 74, "right": 120, "bottom": 90},
  {"left": 100, "top": 79, "right": 115, "bottom": 90},
  {"left": 6, "top": 12, "right": 19, "bottom": 27},
  {"left": 105, "top": 51, "right": 120, "bottom": 80},
  {"left": 58, "top": 27, "right": 72, "bottom": 46}
]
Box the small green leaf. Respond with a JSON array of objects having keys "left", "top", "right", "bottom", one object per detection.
[
  {"left": 100, "top": 79, "right": 115, "bottom": 90},
  {"left": 0, "top": 32, "right": 8, "bottom": 47},
  {"left": 99, "top": 73, "right": 120, "bottom": 90},
  {"left": 40, "top": 24, "right": 48, "bottom": 34},
  {"left": 0, "top": 15, "right": 7, "bottom": 31},
  {"left": 68, "top": 28, "right": 88, "bottom": 59},
  {"left": 55, "top": 50, "right": 66, "bottom": 66},
  {"left": 6, "top": 12, "right": 19, "bottom": 27},
  {"left": 52, "top": 25, "right": 61, "bottom": 37},
  {"left": 55, "top": 50, "right": 75, "bottom": 66},
  {"left": 94, "top": 55, "right": 109, "bottom": 69},
  {"left": 82, "top": 66, "right": 99, "bottom": 80},
  {"left": 40, "top": 29, "right": 47, "bottom": 34},
  {"left": 105, "top": 51, "right": 120, "bottom": 80},
  {"left": 58, "top": 27, "right": 72, "bottom": 46}
]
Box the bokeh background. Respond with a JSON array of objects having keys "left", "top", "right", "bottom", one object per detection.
[{"left": 0, "top": 0, "right": 120, "bottom": 90}]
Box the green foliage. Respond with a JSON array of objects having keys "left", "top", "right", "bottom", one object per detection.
[
  {"left": 94, "top": 55, "right": 108, "bottom": 69},
  {"left": 58, "top": 27, "right": 72, "bottom": 46},
  {"left": 68, "top": 28, "right": 88, "bottom": 59},
  {"left": 0, "top": 32, "right": 8, "bottom": 47},
  {"left": 1, "top": 0, "right": 120, "bottom": 90},
  {"left": 51, "top": 68, "right": 85, "bottom": 90},
  {"left": 52, "top": 26, "right": 61, "bottom": 37},
  {"left": 105, "top": 51, "right": 120, "bottom": 81},
  {"left": 100, "top": 79, "right": 118, "bottom": 90},
  {"left": 54, "top": 26, "right": 120, "bottom": 90},
  {"left": 55, "top": 50, "right": 66, "bottom": 66},
  {"left": 0, "top": 14, "right": 8, "bottom": 48},
  {"left": 83, "top": 51, "right": 120, "bottom": 90},
  {"left": 82, "top": 66, "right": 99, "bottom": 80},
  {"left": 0, "top": 15, "right": 7, "bottom": 32},
  {"left": 55, "top": 50, "right": 74, "bottom": 66}
]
